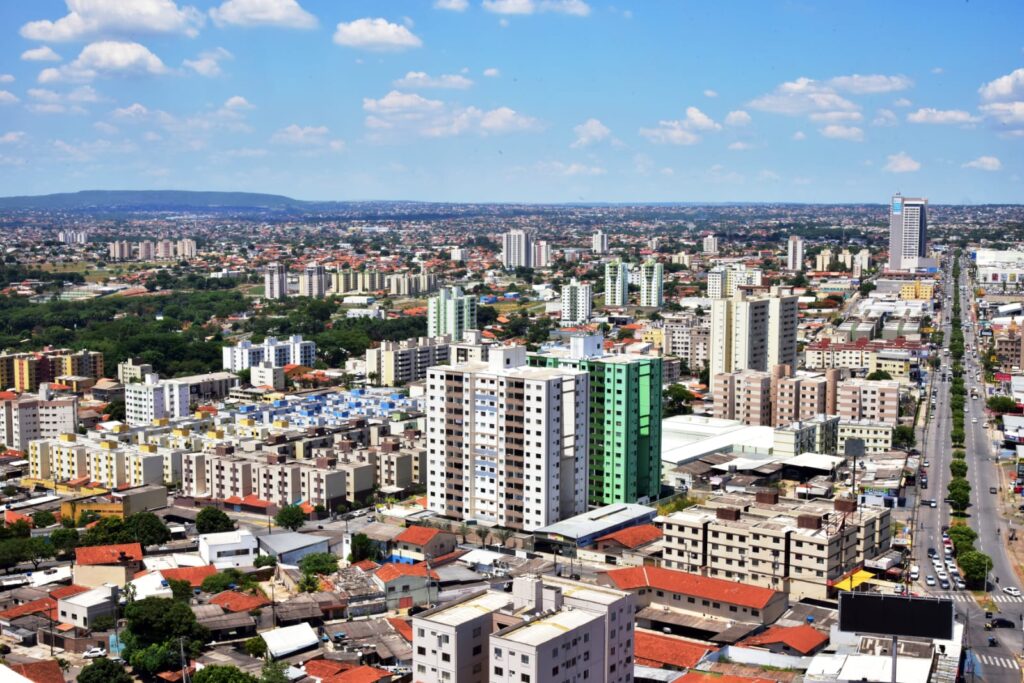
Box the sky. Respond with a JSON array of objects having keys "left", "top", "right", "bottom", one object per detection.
[{"left": 0, "top": 0, "right": 1022, "bottom": 204}]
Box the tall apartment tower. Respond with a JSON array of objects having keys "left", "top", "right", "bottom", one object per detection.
[
  {"left": 702, "top": 234, "right": 719, "bottom": 254},
  {"left": 787, "top": 235, "right": 804, "bottom": 271},
  {"left": 501, "top": 229, "right": 533, "bottom": 269},
  {"left": 560, "top": 278, "right": 593, "bottom": 325},
  {"left": 707, "top": 264, "right": 762, "bottom": 299},
  {"left": 639, "top": 259, "right": 664, "bottom": 308},
  {"left": 710, "top": 286, "right": 798, "bottom": 376},
  {"left": 298, "top": 264, "right": 327, "bottom": 298},
  {"left": 532, "top": 240, "right": 552, "bottom": 268},
  {"left": 427, "top": 286, "right": 477, "bottom": 342},
  {"left": 887, "top": 194, "right": 928, "bottom": 272},
  {"left": 264, "top": 262, "right": 287, "bottom": 300},
  {"left": 604, "top": 260, "right": 629, "bottom": 308},
  {"left": 592, "top": 230, "right": 608, "bottom": 254},
  {"left": 425, "top": 346, "right": 589, "bottom": 532}
]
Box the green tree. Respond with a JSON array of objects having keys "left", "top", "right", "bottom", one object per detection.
[
  {"left": 892, "top": 425, "right": 916, "bottom": 450},
  {"left": 78, "top": 657, "right": 133, "bottom": 683},
  {"left": 948, "top": 477, "right": 971, "bottom": 497},
  {"left": 987, "top": 395, "right": 1018, "bottom": 413},
  {"left": 122, "top": 598, "right": 209, "bottom": 676},
  {"left": 663, "top": 384, "right": 695, "bottom": 418},
  {"left": 298, "top": 552, "right": 338, "bottom": 576},
  {"left": 296, "top": 572, "right": 321, "bottom": 593},
  {"left": 201, "top": 568, "right": 254, "bottom": 594},
  {"left": 261, "top": 660, "right": 289, "bottom": 683},
  {"left": 30, "top": 510, "right": 56, "bottom": 528},
  {"left": 49, "top": 527, "right": 79, "bottom": 558},
  {"left": 274, "top": 505, "right": 305, "bottom": 531},
  {"left": 105, "top": 400, "right": 126, "bottom": 422},
  {"left": 947, "top": 524, "right": 978, "bottom": 555},
  {"left": 866, "top": 370, "right": 893, "bottom": 381},
  {"left": 21, "top": 537, "right": 53, "bottom": 569},
  {"left": 244, "top": 636, "right": 268, "bottom": 659},
  {"left": 947, "top": 488, "right": 970, "bottom": 514},
  {"left": 254, "top": 554, "right": 277, "bottom": 568},
  {"left": 196, "top": 507, "right": 235, "bottom": 534},
  {"left": 192, "top": 665, "right": 259, "bottom": 683},
  {"left": 958, "top": 550, "right": 993, "bottom": 589},
  {"left": 168, "top": 578, "right": 193, "bottom": 602},
  {"left": 949, "top": 459, "right": 968, "bottom": 478},
  {"left": 347, "top": 533, "right": 380, "bottom": 564},
  {"left": 124, "top": 512, "right": 171, "bottom": 547}
]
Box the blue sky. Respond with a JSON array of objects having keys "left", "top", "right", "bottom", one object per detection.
[{"left": 0, "top": 0, "right": 1022, "bottom": 203}]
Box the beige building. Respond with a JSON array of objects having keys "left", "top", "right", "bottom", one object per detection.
[
  {"left": 838, "top": 420, "right": 893, "bottom": 453},
  {"left": 836, "top": 379, "right": 900, "bottom": 426},
  {"left": 709, "top": 286, "right": 798, "bottom": 376},
  {"left": 0, "top": 389, "right": 78, "bottom": 451},
  {"left": 713, "top": 366, "right": 838, "bottom": 427},
  {"left": 366, "top": 336, "right": 452, "bottom": 387}
]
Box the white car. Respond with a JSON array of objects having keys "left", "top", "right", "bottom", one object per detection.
[
  {"left": 83, "top": 647, "right": 106, "bottom": 659},
  {"left": 926, "top": 575, "right": 937, "bottom": 586},
  {"left": 937, "top": 570, "right": 948, "bottom": 580},
  {"left": 972, "top": 418, "right": 978, "bottom": 423},
  {"left": 1003, "top": 587, "right": 1022, "bottom": 597}
]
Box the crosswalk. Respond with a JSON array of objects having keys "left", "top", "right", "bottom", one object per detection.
[
  {"left": 976, "top": 654, "right": 1020, "bottom": 670},
  {"left": 935, "top": 593, "right": 1024, "bottom": 604}
]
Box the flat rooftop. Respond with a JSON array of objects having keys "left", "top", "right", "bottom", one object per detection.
[
  {"left": 534, "top": 503, "right": 655, "bottom": 541},
  {"left": 421, "top": 591, "right": 511, "bottom": 627},
  {"left": 496, "top": 608, "right": 602, "bottom": 646}
]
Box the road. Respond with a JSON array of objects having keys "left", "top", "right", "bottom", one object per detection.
[{"left": 911, "top": 256, "right": 1024, "bottom": 682}]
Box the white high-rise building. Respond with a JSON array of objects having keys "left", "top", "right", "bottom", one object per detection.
[
  {"left": 138, "top": 240, "right": 155, "bottom": 261},
  {"left": 298, "top": 264, "right": 327, "bottom": 298},
  {"left": 604, "top": 260, "right": 629, "bottom": 308},
  {"left": 560, "top": 278, "right": 593, "bottom": 325},
  {"left": 501, "top": 229, "right": 533, "bottom": 269},
  {"left": 156, "top": 240, "right": 175, "bottom": 259},
  {"left": 888, "top": 194, "right": 929, "bottom": 272},
  {"left": 703, "top": 234, "right": 719, "bottom": 254},
  {"left": 0, "top": 389, "right": 78, "bottom": 452},
  {"left": 639, "top": 259, "right": 664, "bottom": 307},
  {"left": 707, "top": 264, "right": 763, "bottom": 299},
  {"left": 425, "top": 346, "right": 589, "bottom": 531},
  {"left": 264, "top": 262, "right": 287, "bottom": 300},
  {"left": 592, "top": 230, "right": 608, "bottom": 254},
  {"left": 124, "top": 374, "right": 189, "bottom": 426},
  {"left": 222, "top": 335, "right": 316, "bottom": 371},
  {"left": 815, "top": 248, "right": 833, "bottom": 272},
  {"left": 427, "top": 286, "right": 477, "bottom": 342},
  {"left": 710, "top": 286, "right": 798, "bottom": 376},
  {"left": 532, "top": 240, "right": 552, "bottom": 268},
  {"left": 108, "top": 241, "right": 131, "bottom": 261},
  {"left": 852, "top": 248, "right": 871, "bottom": 278},
  {"left": 787, "top": 235, "right": 804, "bottom": 271},
  {"left": 176, "top": 239, "right": 197, "bottom": 259}
]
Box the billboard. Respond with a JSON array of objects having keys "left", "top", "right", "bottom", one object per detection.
[{"left": 839, "top": 593, "right": 954, "bottom": 640}]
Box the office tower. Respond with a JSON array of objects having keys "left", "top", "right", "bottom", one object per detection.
[
  {"left": 560, "top": 278, "right": 593, "bottom": 325},
  {"left": 604, "top": 260, "right": 629, "bottom": 307},
  {"left": 501, "top": 229, "right": 533, "bottom": 269},
  {"left": 298, "top": 264, "right": 327, "bottom": 298},
  {"left": 710, "top": 286, "right": 798, "bottom": 375},
  {"left": 223, "top": 335, "right": 316, "bottom": 371},
  {"left": 427, "top": 286, "right": 477, "bottom": 342},
  {"left": 888, "top": 194, "right": 928, "bottom": 272},
  {"left": 592, "top": 230, "right": 608, "bottom": 254},
  {"left": 176, "top": 239, "right": 197, "bottom": 259},
  {"left": 530, "top": 335, "right": 662, "bottom": 505},
  {"left": 787, "top": 235, "right": 804, "bottom": 271},
  {"left": 638, "top": 259, "right": 664, "bottom": 307},
  {"left": 702, "top": 234, "right": 719, "bottom": 254},
  {"left": 532, "top": 240, "right": 552, "bottom": 268},
  {"left": 264, "top": 262, "right": 287, "bottom": 300},
  {"left": 815, "top": 248, "right": 833, "bottom": 272},
  {"left": 124, "top": 374, "right": 189, "bottom": 425},
  {"left": 366, "top": 336, "right": 452, "bottom": 387},
  {"left": 706, "top": 264, "right": 763, "bottom": 299},
  {"left": 425, "top": 346, "right": 589, "bottom": 531}
]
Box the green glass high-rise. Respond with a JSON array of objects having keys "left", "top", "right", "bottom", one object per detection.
[{"left": 529, "top": 336, "right": 662, "bottom": 506}]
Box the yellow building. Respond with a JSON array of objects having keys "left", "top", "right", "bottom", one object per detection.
[
  {"left": 899, "top": 281, "right": 935, "bottom": 301},
  {"left": 28, "top": 434, "right": 87, "bottom": 481},
  {"left": 640, "top": 328, "right": 665, "bottom": 352}
]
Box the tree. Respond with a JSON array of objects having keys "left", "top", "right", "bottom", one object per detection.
[
  {"left": 105, "top": 400, "right": 126, "bottom": 422},
  {"left": 347, "top": 533, "right": 380, "bottom": 564},
  {"left": 50, "top": 527, "right": 79, "bottom": 558},
  {"left": 950, "top": 459, "right": 968, "bottom": 478},
  {"left": 21, "top": 537, "right": 53, "bottom": 569},
  {"left": 663, "top": 384, "right": 695, "bottom": 418},
  {"left": 260, "top": 660, "right": 289, "bottom": 683},
  {"left": 30, "top": 510, "right": 56, "bottom": 528},
  {"left": 244, "top": 636, "right": 268, "bottom": 658},
  {"left": 947, "top": 524, "right": 978, "bottom": 555},
  {"left": 196, "top": 507, "right": 235, "bottom": 534},
  {"left": 948, "top": 477, "right": 971, "bottom": 497},
  {"left": 254, "top": 554, "right": 277, "bottom": 568},
  {"left": 122, "top": 598, "right": 209, "bottom": 676},
  {"left": 168, "top": 578, "right": 193, "bottom": 602},
  {"left": 987, "top": 395, "right": 1018, "bottom": 414},
  {"left": 892, "top": 425, "right": 916, "bottom": 450},
  {"left": 457, "top": 523, "right": 471, "bottom": 544},
  {"left": 866, "top": 370, "right": 893, "bottom": 381},
  {"left": 947, "top": 487, "right": 971, "bottom": 514},
  {"left": 201, "top": 568, "right": 253, "bottom": 594},
  {"left": 494, "top": 527, "right": 515, "bottom": 549},
  {"left": 78, "top": 657, "right": 133, "bottom": 683},
  {"left": 296, "top": 572, "right": 320, "bottom": 593},
  {"left": 298, "top": 552, "right": 338, "bottom": 576},
  {"left": 958, "top": 550, "right": 993, "bottom": 589},
  {"left": 192, "top": 665, "right": 259, "bottom": 683},
  {"left": 274, "top": 505, "right": 305, "bottom": 531},
  {"left": 124, "top": 512, "right": 171, "bottom": 547}
]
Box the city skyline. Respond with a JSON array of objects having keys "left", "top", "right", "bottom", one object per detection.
[{"left": 0, "top": 0, "right": 1021, "bottom": 204}]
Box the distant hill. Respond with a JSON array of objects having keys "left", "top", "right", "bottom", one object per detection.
[{"left": 0, "top": 190, "right": 309, "bottom": 211}]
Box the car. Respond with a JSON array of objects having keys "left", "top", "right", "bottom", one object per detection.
[
  {"left": 973, "top": 418, "right": 978, "bottom": 423},
  {"left": 955, "top": 579, "right": 967, "bottom": 590},
  {"left": 991, "top": 487, "right": 998, "bottom": 494},
  {"left": 937, "top": 570, "right": 948, "bottom": 579},
  {"left": 927, "top": 547, "right": 937, "bottom": 558},
  {"left": 930, "top": 499, "right": 937, "bottom": 508},
  {"left": 991, "top": 618, "right": 1016, "bottom": 629},
  {"left": 1003, "top": 586, "right": 1022, "bottom": 597},
  {"left": 940, "top": 579, "right": 951, "bottom": 590},
  {"left": 926, "top": 575, "right": 936, "bottom": 586},
  {"left": 893, "top": 583, "right": 905, "bottom": 594},
  {"left": 83, "top": 647, "right": 106, "bottom": 659},
  {"left": 923, "top": 460, "right": 930, "bottom": 468}
]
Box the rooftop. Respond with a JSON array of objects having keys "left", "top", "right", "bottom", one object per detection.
[
  {"left": 495, "top": 607, "right": 602, "bottom": 646},
  {"left": 417, "top": 590, "right": 511, "bottom": 627},
  {"left": 604, "top": 566, "right": 780, "bottom": 610},
  {"left": 74, "top": 542, "right": 143, "bottom": 566},
  {"left": 534, "top": 503, "right": 656, "bottom": 541}
]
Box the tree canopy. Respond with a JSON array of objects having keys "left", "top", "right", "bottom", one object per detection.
[
  {"left": 274, "top": 505, "right": 305, "bottom": 531},
  {"left": 196, "top": 507, "right": 235, "bottom": 534}
]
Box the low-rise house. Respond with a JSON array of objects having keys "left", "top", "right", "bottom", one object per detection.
[
  {"left": 73, "top": 542, "right": 143, "bottom": 588},
  {"left": 258, "top": 532, "right": 330, "bottom": 565},
  {"left": 738, "top": 624, "right": 829, "bottom": 655},
  {"left": 199, "top": 529, "right": 258, "bottom": 568},
  {"left": 372, "top": 563, "right": 438, "bottom": 610},
  {"left": 56, "top": 584, "right": 118, "bottom": 629},
  {"left": 392, "top": 526, "right": 457, "bottom": 564}
]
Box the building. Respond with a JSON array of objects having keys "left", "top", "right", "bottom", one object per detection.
[
  {"left": 887, "top": 194, "right": 929, "bottom": 272},
  {"left": 815, "top": 249, "right": 833, "bottom": 272},
  {"left": 852, "top": 248, "right": 871, "bottom": 278},
  {"left": 199, "top": 529, "right": 259, "bottom": 568},
  {"left": 709, "top": 286, "right": 798, "bottom": 376},
  {"left": 2, "top": 348, "right": 104, "bottom": 393},
  {"left": 592, "top": 230, "right": 608, "bottom": 254},
  {"left": 366, "top": 336, "right": 452, "bottom": 387},
  {"left": 560, "top": 278, "right": 593, "bottom": 325},
  {"left": 702, "top": 235, "right": 718, "bottom": 254},
  {"left": 836, "top": 379, "right": 900, "bottom": 426},
  {"left": 108, "top": 241, "right": 131, "bottom": 260},
  {"left": 530, "top": 336, "right": 662, "bottom": 505},
  {"left": 532, "top": 240, "right": 552, "bottom": 268},
  {"left": 393, "top": 526, "right": 458, "bottom": 563},
  {"left": 124, "top": 374, "right": 189, "bottom": 425},
  {"left": 177, "top": 238, "right": 197, "bottom": 259},
  {"left": 712, "top": 367, "right": 838, "bottom": 427},
  {"left": 501, "top": 229, "right": 533, "bottom": 269},
  {"left": 117, "top": 358, "right": 153, "bottom": 384},
  {"left": 251, "top": 361, "right": 286, "bottom": 391},
  {"left": 837, "top": 420, "right": 893, "bottom": 453},
  {"left": 787, "top": 235, "right": 804, "bottom": 271},
  {"left": 298, "top": 264, "right": 327, "bottom": 298},
  {"left": 57, "top": 584, "right": 117, "bottom": 629},
  {"left": 0, "top": 388, "right": 78, "bottom": 451},
  {"left": 706, "top": 264, "right": 763, "bottom": 299},
  {"left": 425, "top": 346, "right": 589, "bottom": 531},
  {"left": 73, "top": 543, "right": 144, "bottom": 588},
  {"left": 330, "top": 268, "right": 386, "bottom": 295},
  {"left": 639, "top": 259, "right": 664, "bottom": 308},
  {"left": 663, "top": 315, "right": 710, "bottom": 370},
  {"left": 257, "top": 532, "right": 330, "bottom": 565},
  {"left": 264, "top": 262, "right": 287, "bottom": 300},
  {"left": 427, "top": 287, "right": 477, "bottom": 342},
  {"left": 604, "top": 260, "right": 629, "bottom": 308},
  {"left": 222, "top": 335, "right": 316, "bottom": 371}
]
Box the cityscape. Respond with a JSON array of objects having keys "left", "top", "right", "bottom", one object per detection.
[{"left": 0, "top": 3, "right": 1023, "bottom": 683}]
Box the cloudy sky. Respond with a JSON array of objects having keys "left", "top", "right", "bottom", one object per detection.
[{"left": 0, "top": 0, "right": 1022, "bottom": 203}]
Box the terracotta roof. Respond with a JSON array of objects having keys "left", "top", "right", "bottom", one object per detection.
[
  {"left": 160, "top": 565, "right": 217, "bottom": 588},
  {"left": 325, "top": 666, "right": 392, "bottom": 683},
  {"left": 603, "top": 567, "right": 779, "bottom": 610},
  {"left": 595, "top": 524, "right": 662, "bottom": 549},
  {"left": 395, "top": 525, "right": 442, "bottom": 546},
  {"left": 387, "top": 617, "right": 413, "bottom": 642},
  {"left": 8, "top": 660, "right": 65, "bottom": 683},
  {"left": 74, "top": 542, "right": 143, "bottom": 566},
  {"left": 633, "top": 630, "right": 716, "bottom": 669},
  {"left": 673, "top": 672, "right": 778, "bottom": 683},
  {"left": 304, "top": 659, "right": 347, "bottom": 679},
  {"left": 49, "top": 584, "right": 90, "bottom": 600},
  {"left": 210, "top": 590, "right": 270, "bottom": 613},
  {"left": 0, "top": 597, "right": 56, "bottom": 622},
  {"left": 4, "top": 509, "right": 33, "bottom": 527},
  {"left": 428, "top": 549, "right": 467, "bottom": 567},
  {"left": 374, "top": 562, "right": 438, "bottom": 583},
  {"left": 738, "top": 624, "right": 828, "bottom": 655},
  {"left": 351, "top": 560, "right": 379, "bottom": 572}
]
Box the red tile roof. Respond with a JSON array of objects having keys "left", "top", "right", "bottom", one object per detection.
[
  {"left": 4, "top": 509, "right": 33, "bottom": 527},
  {"left": 160, "top": 565, "right": 217, "bottom": 588},
  {"left": 49, "top": 584, "right": 90, "bottom": 600},
  {"left": 739, "top": 624, "right": 828, "bottom": 655},
  {"left": 0, "top": 597, "right": 57, "bottom": 622},
  {"left": 210, "top": 590, "right": 270, "bottom": 613},
  {"left": 603, "top": 567, "right": 779, "bottom": 610},
  {"left": 395, "top": 525, "right": 442, "bottom": 546},
  {"left": 633, "top": 630, "right": 717, "bottom": 669},
  {"left": 673, "top": 672, "right": 778, "bottom": 683},
  {"left": 304, "top": 659, "right": 347, "bottom": 679},
  {"left": 351, "top": 560, "right": 379, "bottom": 572},
  {"left": 325, "top": 666, "right": 392, "bottom": 683},
  {"left": 387, "top": 617, "right": 413, "bottom": 642},
  {"left": 374, "top": 562, "right": 438, "bottom": 583},
  {"left": 74, "top": 542, "right": 143, "bottom": 566},
  {"left": 595, "top": 524, "right": 662, "bottom": 549},
  {"left": 8, "top": 660, "right": 65, "bottom": 683}
]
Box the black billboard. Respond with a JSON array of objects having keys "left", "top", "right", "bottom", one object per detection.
[{"left": 839, "top": 592, "right": 954, "bottom": 640}]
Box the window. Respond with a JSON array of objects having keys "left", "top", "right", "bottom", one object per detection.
[
  {"left": 521, "top": 675, "right": 531, "bottom": 683},
  {"left": 494, "top": 667, "right": 504, "bottom": 676},
  {"left": 473, "top": 645, "right": 482, "bottom": 656},
  {"left": 521, "top": 654, "right": 529, "bottom": 664}
]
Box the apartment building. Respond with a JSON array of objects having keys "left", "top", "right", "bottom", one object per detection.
[
  {"left": 709, "top": 286, "right": 798, "bottom": 375},
  {"left": 264, "top": 262, "right": 287, "bottom": 300},
  {"left": 533, "top": 240, "right": 552, "bottom": 268},
  {"left": 251, "top": 361, "right": 286, "bottom": 391},
  {"left": 657, "top": 490, "right": 890, "bottom": 600},
  {"left": 427, "top": 287, "right": 477, "bottom": 342},
  {"left": 702, "top": 235, "right": 718, "bottom": 254},
  {"left": 222, "top": 335, "right": 317, "bottom": 371},
  {"left": 707, "top": 264, "right": 763, "bottom": 299},
  {"left": 28, "top": 434, "right": 87, "bottom": 481},
  {"left": 803, "top": 337, "right": 927, "bottom": 372},
  {"left": 501, "top": 229, "right": 534, "bottom": 269},
  {"left": 426, "top": 346, "right": 590, "bottom": 532},
  {"left": 787, "top": 235, "right": 804, "bottom": 271},
  {"left": 836, "top": 378, "right": 900, "bottom": 426},
  {"left": 0, "top": 348, "right": 104, "bottom": 393},
  {"left": 604, "top": 260, "right": 629, "bottom": 307},
  {"left": 387, "top": 270, "right": 437, "bottom": 297},
  {"left": 0, "top": 388, "right": 78, "bottom": 451},
  {"left": 837, "top": 420, "right": 893, "bottom": 454},
  {"left": 330, "top": 268, "right": 386, "bottom": 295},
  {"left": 125, "top": 374, "right": 190, "bottom": 426},
  {"left": 117, "top": 358, "right": 153, "bottom": 384},
  {"left": 711, "top": 370, "right": 772, "bottom": 425},
  {"left": 639, "top": 259, "right": 664, "bottom": 308},
  {"left": 662, "top": 315, "right": 709, "bottom": 370},
  {"left": 297, "top": 264, "right": 327, "bottom": 298},
  {"left": 773, "top": 415, "right": 840, "bottom": 457},
  {"left": 560, "top": 278, "right": 593, "bottom": 325},
  {"left": 592, "top": 230, "right": 608, "bottom": 254},
  {"left": 365, "top": 336, "right": 452, "bottom": 387}
]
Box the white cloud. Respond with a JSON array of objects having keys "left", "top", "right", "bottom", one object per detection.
[
  {"left": 906, "top": 108, "right": 980, "bottom": 124},
  {"left": 479, "top": 107, "right": 539, "bottom": 132},
  {"left": 28, "top": 88, "right": 61, "bottom": 103},
  {"left": 884, "top": 151, "right": 920, "bottom": 173},
  {"left": 0, "top": 132, "right": 26, "bottom": 144},
  {"left": 482, "top": 0, "right": 591, "bottom": 15},
  {"left": 39, "top": 41, "right": 167, "bottom": 83},
  {"left": 749, "top": 77, "right": 859, "bottom": 115},
  {"left": 979, "top": 101, "right": 1024, "bottom": 126},
  {"left": 0, "top": 75, "right": 12, "bottom": 84},
  {"left": 271, "top": 124, "right": 328, "bottom": 144},
  {"left": 334, "top": 18, "right": 422, "bottom": 51},
  {"left": 758, "top": 170, "right": 781, "bottom": 181},
  {"left": 872, "top": 109, "right": 898, "bottom": 127},
  {"left": 209, "top": 0, "right": 317, "bottom": 29},
  {"left": 394, "top": 71, "right": 473, "bottom": 89},
  {"left": 21, "top": 0, "right": 203, "bottom": 41},
  {"left": 682, "top": 106, "right": 720, "bottom": 131},
  {"left": 703, "top": 89, "right": 718, "bottom": 98},
  {"left": 93, "top": 121, "right": 118, "bottom": 135},
  {"left": 638, "top": 120, "right": 699, "bottom": 145},
  {"left": 819, "top": 124, "right": 864, "bottom": 141},
  {"left": 0, "top": 91, "right": 20, "bottom": 105},
  {"left": 538, "top": 161, "right": 606, "bottom": 176},
  {"left": 21, "top": 46, "right": 62, "bottom": 62},
  {"left": 224, "top": 95, "right": 253, "bottom": 110},
  {"left": 433, "top": 0, "right": 469, "bottom": 9},
  {"left": 571, "top": 118, "right": 611, "bottom": 147},
  {"left": 893, "top": 98, "right": 912, "bottom": 108},
  {"left": 828, "top": 74, "right": 912, "bottom": 94},
  {"left": 728, "top": 141, "right": 751, "bottom": 151},
  {"left": 931, "top": 67, "right": 944, "bottom": 75},
  {"left": 724, "top": 110, "right": 751, "bottom": 126},
  {"left": 979, "top": 67, "right": 1024, "bottom": 102},
  {"left": 183, "top": 47, "right": 232, "bottom": 77},
  {"left": 963, "top": 155, "right": 1001, "bottom": 171},
  {"left": 809, "top": 111, "right": 862, "bottom": 122},
  {"left": 363, "top": 90, "right": 443, "bottom": 113},
  {"left": 483, "top": 68, "right": 500, "bottom": 78},
  {"left": 792, "top": 131, "right": 806, "bottom": 140},
  {"left": 362, "top": 92, "right": 538, "bottom": 138}
]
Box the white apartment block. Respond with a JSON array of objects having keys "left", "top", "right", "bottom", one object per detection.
[
  {"left": 251, "top": 361, "right": 286, "bottom": 391},
  {"left": 28, "top": 435, "right": 87, "bottom": 481},
  {"left": 815, "top": 249, "right": 833, "bottom": 272},
  {"left": 702, "top": 234, "right": 719, "bottom": 254},
  {"left": 709, "top": 287, "right": 798, "bottom": 376},
  {"left": 0, "top": 390, "right": 78, "bottom": 451},
  {"left": 532, "top": 240, "right": 552, "bottom": 268},
  {"left": 427, "top": 287, "right": 477, "bottom": 342},
  {"left": 639, "top": 259, "right": 664, "bottom": 308},
  {"left": 117, "top": 358, "right": 153, "bottom": 384},
  {"left": 30, "top": 433, "right": 173, "bottom": 486},
  {"left": 592, "top": 230, "right": 608, "bottom": 254},
  {"left": 604, "top": 260, "right": 629, "bottom": 308},
  {"left": 787, "top": 235, "right": 804, "bottom": 271},
  {"left": 560, "top": 278, "right": 593, "bottom": 325},
  {"left": 125, "top": 374, "right": 190, "bottom": 426},
  {"left": 330, "top": 269, "right": 386, "bottom": 295},
  {"left": 298, "top": 264, "right": 327, "bottom": 298},
  {"left": 365, "top": 336, "right": 452, "bottom": 387},
  {"left": 264, "top": 262, "right": 287, "bottom": 300},
  {"left": 222, "top": 335, "right": 316, "bottom": 372},
  {"left": 501, "top": 229, "right": 534, "bottom": 269},
  {"left": 838, "top": 420, "right": 893, "bottom": 453},
  {"left": 707, "top": 264, "right": 763, "bottom": 299},
  {"left": 888, "top": 194, "right": 928, "bottom": 272},
  {"left": 426, "top": 346, "right": 589, "bottom": 532},
  {"left": 183, "top": 452, "right": 350, "bottom": 509},
  {"left": 836, "top": 379, "right": 901, "bottom": 426}
]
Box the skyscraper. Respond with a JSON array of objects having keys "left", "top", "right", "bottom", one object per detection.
[
  {"left": 887, "top": 194, "right": 928, "bottom": 272},
  {"left": 560, "top": 278, "right": 593, "bottom": 325},
  {"left": 639, "top": 259, "right": 664, "bottom": 307},
  {"left": 264, "top": 262, "right": 287, "bottom": 300},
  {"left": 592, "top": 230, "right": 608, "bottom": 254},
  {"left": 604, "top": 259, "right": 629, "bottom": 307},
  {"left": 427, "top": 286, "right": 477, "bottom": 342},
  {"left": 787, "top": 235, "right": 804, "bottom": 271},
  {"left": 710, "top": 286, "right": 798, "bottom": 375},
  {"left": 501, "top": 229, "right": 533, "bottom": 269}
]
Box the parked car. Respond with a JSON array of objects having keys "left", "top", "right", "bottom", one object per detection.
[
  {"left": 83, "top": 647, "right": 106, "bottom": 659},
  {"left": 926, "top": 576, "right": 936, "bottom": 586},
  {"left": 1003, "top": 586, "right": 1021, "bottom": 597},
  {"left": 991, "top": 487, "right": 998, "bottom": 494}
]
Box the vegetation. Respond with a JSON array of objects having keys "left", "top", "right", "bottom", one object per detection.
[
  {"left": 663, "top": 384, "right": 695, "bottom": 418},
  {"left": 274, "top": 504, "right": 306, "bottom": 531},
  {"left": 892, "top": 425, "right": 916, "bottom": 450},
  {"left": 30, "top": 510, "right": 56, "bottom": 528},
  {"left": 347, "top": 533, "right": 381, "bottom": 564},
  {"left": 78, "top": 512, "right": 170, "bottom": 548},
  {"left": 78, "top": 657, "right": 133, "bottom": 683},
  {"left": 254, "top": 554, "right": 277, "bottom": 568},
  {"left": 244, "top": 636, "right": 268, "bottom": 658},
  {"left": 201, "top": 568, "right": 257, "bottom": 594},
  {"left": 192, "top": 665, "right": 259, "bottom": 683},
  {"left": 947, "top": 477, "right": 971, "bottom": 514},
  {"left": 122, "top": 597, "right": 209, "bottom": 676},
  {"left": 298, "top": 552, "right": 338, "bottom": 576},
  {"left": 196, "top": 507, "right": 235, "bottom": 534},
  {"left": 958, "top": 550, "right": 993, "bottom": 589},
  {"left": 866, "top": 370, "right": 893, "bottom": 381},
  {"left": 949, "top": 459, "right": 968, "bottom": 478},
  {"left": 987, "top": 395, "right": 1019, "bottom": 414},
  {"left": 947, "top": 525, "right": 977, "bottom": 556}
]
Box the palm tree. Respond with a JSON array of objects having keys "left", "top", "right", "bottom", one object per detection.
[
  {"left": 457, "top": 523, "right": 471, "bottom": 544},
  {"left": 494, "top": 527, "right": 515, "bottom": 550}
]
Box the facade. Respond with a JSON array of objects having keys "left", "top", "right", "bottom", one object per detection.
[
  {"left": 707, "top": 264, "right": 763, "bottom": 299},
  {"left": 815, "top": 249, "right": 833, "bottom": 272},
  {"left": 124, "top": 374, "right": 190, "bottom": 425},
  {"left": 592, "top": 230, "right": 608, "bottom": 254},
  {"left": 427, "top": 287, "right": 477, "bottom": 342},
  {"left": 787, "top": 235, "right": 804, "bottom": 271},
  {"left": 714, "top": 367, "right": 837, "bottom": 427},
  {"left": 709, "top": 287, "right": 798, "bottom": 376},
  {"left": 330, "top": 269, "right": 387, "bottom": 295},
  {"left": 222, "top": 335, "right": 316, "bottom": 371},
  {"left": 532, "top": 240, "right": 552, "bottom": 268},
  {"left": 1, "top": 348, "right": 104, "bottom": 393},
  {"left": 365, "top": 336, "right": 452, "bottom": 387},
  {"left": 199, "top": 529, "right": 259, "bottom": 567},
  {"left": 702, "top": 235, "right": 718, "bottom": 254},
  {"left": 501, "top": 229, "right": 533, "bottom": 269},
  {"left": 887, "top": 194, "right": 929, "bottom": 272},
  {"left": 638, "top": 259, "right": 664, "bottom": 307},
  {"left": 298, "top": 264, "right": 327, "bottom": 298},
  {"left": 663, "top": 315, "right": 710, "bottom": 370},
  {"left": 837, "top": 420, "right": 893, "bottom": 453},
  {"left": 117, "top": 358, "right": 153, "bottom": 384},
  {"left": 604, "top": 259, "right": 629, "bottom": 308},
  {"left": 264, "top": 262, "right": 287, "bottom": 300},
  {"left": 559, "top": 278, "right": 593, "bottom": 325},
  {"left": 426, "top": 346, "right": 590, "bottom": 531},
  {"left": 0, "top": 389, "right": 78, "bottom": 451},
  {"left": 836, "top": 379, "right": 900, "bottom": 426},
  {"left": 251, "top": 361, "right": 286, "bottom": 391}
]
